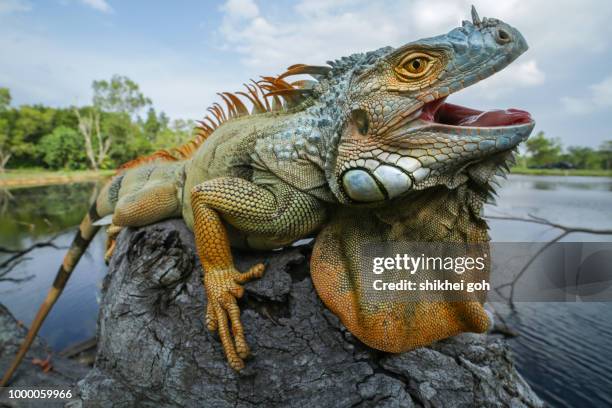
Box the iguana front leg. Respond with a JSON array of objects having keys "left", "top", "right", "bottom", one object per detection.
[{"left": 191, "top": 177, "right": 326, "bottom": 369}]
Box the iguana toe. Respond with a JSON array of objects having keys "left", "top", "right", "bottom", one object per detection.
[
  {"left": 104, "top": 240, "right": 116, "bottom": 264},
  {"left": 204, "top": 263, "right": 265, "bottom": 370}
]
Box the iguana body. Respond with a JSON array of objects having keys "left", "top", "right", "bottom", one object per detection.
[{"left": 2, "top": 7, "right": 535, "bottom": 383}]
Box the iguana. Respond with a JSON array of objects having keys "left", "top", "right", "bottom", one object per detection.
[{"left": 1, "top": 6, "right": 534, "bottom": 383}]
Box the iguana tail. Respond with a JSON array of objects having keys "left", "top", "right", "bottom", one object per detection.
[{"left": 1, "top": 202, "right": 103, "bottom": 386}]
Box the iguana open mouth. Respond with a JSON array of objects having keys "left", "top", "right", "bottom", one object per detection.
[{"left": 420, "top": 97, "right": 533, "bottom": 128}]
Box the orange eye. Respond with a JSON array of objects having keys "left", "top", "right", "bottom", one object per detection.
[{"left": 395, "top": 53, "right": 433, "bottom": 80}]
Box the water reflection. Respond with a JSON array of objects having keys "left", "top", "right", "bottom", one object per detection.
[
  {"left": 0, "top": 188, "right": 13, "bottom": 216},
  {"left": 510, "top": 174, "right": 612, "bottom": 192},
  {"left": 0, "top": 183, "right": 101, "bottom": 246},
  {"left": 0, "top": 182, "right": 106, "bottom": 350},
  {"left": 533, "top": 180, "right": 555, "bottom": 190}
]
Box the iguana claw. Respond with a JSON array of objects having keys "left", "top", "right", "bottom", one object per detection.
[
  {"left": 204, "top": 263, "right": 265, "bottom": 370},
  {"left": 104, "top": 224, "right": 122, "bottom": 264}
]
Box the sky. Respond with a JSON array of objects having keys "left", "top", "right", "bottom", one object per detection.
[{"left": 1, "top": 0, "right": 611, "bottom": 147}]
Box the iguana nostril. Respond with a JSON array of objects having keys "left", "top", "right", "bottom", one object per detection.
[{"left": 496, "top": 28, "right": 511, "bottom": 44}]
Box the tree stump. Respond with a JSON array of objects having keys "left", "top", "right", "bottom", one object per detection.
[{"left": 72, "top": 219, "right": 543, "bottom": 407}]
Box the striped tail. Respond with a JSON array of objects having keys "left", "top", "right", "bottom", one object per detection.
[{"left": 1, "top": 203, "right": 102, "bottom": 386}]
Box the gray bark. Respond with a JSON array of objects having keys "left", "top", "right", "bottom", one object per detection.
[{"left": 12, "top": 219, "right": 543, "bottom": 407}]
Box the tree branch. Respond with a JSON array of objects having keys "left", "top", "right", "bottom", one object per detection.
[
  {"left": 486, "top": 213, "right": 612, "bottom": 235},
  {"left": 75, "top": 108, "right": 98, "bottom": 171},
  {"left": 486, "top": 213, "right": 612, "bottom": 310},
  {"left": 0, "top": 235, "right": 66, "bottom": 283}
]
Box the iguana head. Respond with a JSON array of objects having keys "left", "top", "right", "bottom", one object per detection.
[{"left": 321, "top": 7, "right": 534, "bottom": 204}]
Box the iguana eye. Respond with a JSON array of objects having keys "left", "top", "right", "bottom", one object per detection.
[
  {"left": 395, "top": 53, "right": 432, "bottom": 80},
  {"left": 407, "top": 58, "right": 425, "bottom": 73}
]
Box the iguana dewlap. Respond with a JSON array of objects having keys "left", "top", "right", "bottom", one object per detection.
[{"left": 2, "top": 6, "right": 535, "bottom": 383}]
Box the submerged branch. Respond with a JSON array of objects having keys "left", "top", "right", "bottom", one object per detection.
[
  {"left": 486, "top": 214, "right": 612, "bottom": 235},
  {"left": 0, "top": 235, "right": 65, "bottom": 283}
]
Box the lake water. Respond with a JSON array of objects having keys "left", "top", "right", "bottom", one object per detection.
[
  {"left": 0, "top": 175, "right": 611, "bottom": 407},
  {"left": 485, "top": 175, "right": 612, "bottom": 408}
]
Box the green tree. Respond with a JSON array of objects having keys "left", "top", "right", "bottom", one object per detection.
[
  {"left": 158, "top": 111, "right": 169, "bottom": 129},
  {"left": 0, "top": 120, "right": 9, "bottom": 171},
  {"left": 599, "top": 140, "right": 612, "bottom": 170},
  {"left": 525, "top": 131, "right": 562, "bottom": 167},
  {"left": 92, "top": 75, "right": 151, "bottom": 116},
  {"left": 9, "top": 105, "right": 55, "bottom": 166},
  {"left": 0, "top": 88, "right": 11, "bottom": 112},
  {"left": 565, "top": 146, "right": 600, "bottom": 169},
  {"left": 74, "top": 75, "right": 153, "bottom": 169},
  {"left": 153, "top": 119, "right": 194, "bottom": 150},
  {"left": 143, "top": 107, "right": 161, "bottom": 141},
  {"left": 50, "top": 107, "right": 79, "bottom": 130},
  {"left": 0, "top": 88, "right": 12, "bottom": 170},
  {"left": 2, "top": 105, "right": 81, "bottom": 170},
  {"left": 39, "top": 126, "right": 87, "bottom": 169},
  {"left": 104, "top": 111, "right": 151, "bottom": 167},
  {"left": 74, "top": 107, "right": 104, "bottom": 170}
]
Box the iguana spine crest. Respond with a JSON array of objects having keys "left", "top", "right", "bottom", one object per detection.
[{"left": 119, "top": 65, "right": 331, "bottom": 170}]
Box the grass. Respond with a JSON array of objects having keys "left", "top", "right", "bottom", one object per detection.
[
  {"left": 0, "top": 168, "right": 115, "bottom": 187},
  {"left": 510, "top": 166, "right": 612, "bottom": 177}
]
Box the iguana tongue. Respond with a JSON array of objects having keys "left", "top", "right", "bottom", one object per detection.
[
  {"left": 435, "top": 102, "right": 532, "bottom": 127},
  {"left": 421, "top": 98, "right": 532, "bottom": 127}
]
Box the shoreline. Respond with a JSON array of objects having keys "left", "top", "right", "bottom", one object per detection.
[
  {"left": 0, "top": 169, "right": 115, "bottom": 188},
  {"left": 509, "top": 167, "right": 612, "bottom": 177}
]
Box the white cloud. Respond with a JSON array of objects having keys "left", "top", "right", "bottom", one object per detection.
[
  {"left": 216, "top": 0, "right": 612, "bottom": 74},
  {"left": 0, "top": 0, "right": 31, "bottom": 14},
  {"left": 79, "top": 0, "right": 112, "bottom": 13},
  {"left": 562, "top": 75, "right": 612, "bottom": 115},
  {"left": 410, "top": 0, "right": 465, "bottom": 33},
  {"left": 221, "top": 0, "right": 259, "bottom": 20},
  {"left": 463, "top": 59, "right": 545, "bottom": 100},
  {"left": 514, "top": 60, "right": 546, "bottom": 86},
  {"left": 0, "top": 29, "right": 229, "bottom": 120},
  {"left": 217, "top": 0, "right": 464, "bottom": 73},
  {"left": 560, "top": 97, "right": 590, "bottom": 116},
  {"left": 218, "top": 0, "right": 425, "bottom": 73},
  {"left": 467, "top": 0, "right": 612, "bottom": 54}
]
